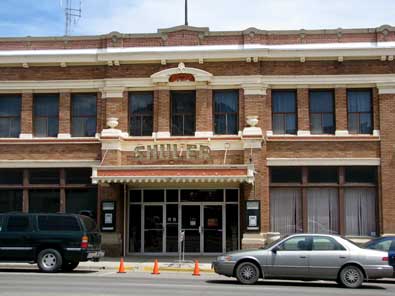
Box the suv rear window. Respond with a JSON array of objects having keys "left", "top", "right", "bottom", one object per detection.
[
  {"left": 80, "top": 215, "right": 97, "bottom": 232},
  {"left": 38, "top": 215, "right": 81, "bottom": 231}
]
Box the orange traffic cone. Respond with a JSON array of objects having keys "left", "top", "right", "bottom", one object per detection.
[
  {"left": 118, "top": 257, "right": 126, "bottom": 273},
  {"left": 152, "top": 259, "right": 160, "bottom": 275},
  {"left": 192, "top": 260, "right": 200, "bottom": 276}
]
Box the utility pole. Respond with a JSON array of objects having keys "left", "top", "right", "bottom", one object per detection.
[
  {"left": 185, "top": 0, "right": 188, "bottom": 26},
  {"left": 62, "top": 0, "right": 82, "bottom": 36}
]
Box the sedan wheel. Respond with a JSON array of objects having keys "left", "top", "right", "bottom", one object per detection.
[
  {"left": 236, "top": 262, "right": 260, "bottom": 285},
  {"left": 339, "top": 266, "right": 364, "bottom": 288}
]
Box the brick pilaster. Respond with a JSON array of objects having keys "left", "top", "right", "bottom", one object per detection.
[
  {"left": 196, "top": 88, "right": 213, "bottom": 133},
  {"left": 20, "top": 92, "right": 33, "bottom": 136},
  {"left": 59, "top": 92, "right": 71, "bottom": 135},
  {"left": 156, "top": 88, "right": 170, "bottom": 134},
  {"left": 105, "top": 93, "right": 128, "bottom": 133},
  {"left": 297, "top": 88, "right": 309, "bottom": 132},
  {"left": 378, "top": 92, "right": 395, "bottom": 234},
  {"left": 243, "top": 94, "right": 265, "bottom": 130},
  {"left": 335, "top": 88, "right": 348, "bottom": 132}
]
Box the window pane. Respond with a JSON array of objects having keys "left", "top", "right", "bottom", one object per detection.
[
  {"left": 130, "top": 190, "right": 142, "bottom": 203},
  {"left": 272, "top": 91, "right": 296, "bottom": 113},
  {"left": 345, "top": 188, "right": 376, "bottom": 236},
  {"left": 34, "top": 118, "right": 48, "bottom": 137},
  {"left": 285, "top": 114, "right": 296, "bottom": 134},
  {"left": 310, "top": 113, "right": 322, "bottom": 134},
  {"left": 166, "top": 190, "right": 178, "bottom": 202},
  {"left": 226, "top": 113, "right": 238, "bottom": 134},
  {"left": 34, "top": 94, "right": 59, "bottom": 116},
  {"left": 129, "top": 92, "right": 153, "bottom": 136},
  {"left": 129, "top": 204, "right": 141, "bottom": 252},
  {"left": 359, "top": 113, "right": 372, "bottom": 134},
  {"left": 0, "top": 169, "right": 23, "bottom": 184},
  {"left": 322, "top": 113, "right": 335, "bottom": 134},
  {"left": 0, "top": 95, "right": 21, "bottom": 138},
  {"left": 29, "top": 190, "right": 60, "bottom": 213},
  {"left": 38, "top": 215, "right": 81, "bottom": 231},
  {"left": 226, "top": 204, "right": 239, "bottom": 251},
  {"left": 6, "top": 215, "right": 30, "bottom": 232},
  {"left": 29, "top": 169, "right": 59, "bottom": 184},
  {"left": 308, "top": 167, "right": 338, "bottom": 183},
  {"left": 215, "top": 114, "right": 226, "bottom": 134},
  {"left": 348, "top": 113, "right": 359, "bottom": 134},
  {"left": 279, "top": 236, "right": 309, "bottom": 251},
  {"left": 226, "top": 189, "right": 238, "bottom": 202},
  {"left": 271, "top": 167, "right": 302, "bottom": 183},
  {"left": 66, "top": 189, "right": 97, "bottom": 219},
  {"left": 48, "top": 118, "right": 59, "bottom": 137},
  {"left": 72, "top": 94, "right": 96, "bottom": 116},
  {"left": 312, "top": 236, "right": 344, "bottom": 251},
  {"left": 181, "top": 189, "right": 223, "bottom": 202},
  {"left": 307, "top": 188, "right": 338, "bottom": 234},
  {"left": 171, "top": 91, "right": 195, "bottom": 136},
  {"left": 348, "top": 90, "right": 372, "bottom": 112},
  {"left": 310, "top": 91, "right": 333, "bottom": 113},
  {"left": 0, "top": 190, "right": 23, "bottom": 213},
  {"left": 272, "top": 114, "right": 285, "bottom": 134},
  {"left": 270, "top": 188, "right": 302, "bottom": 234},
  {"left": 143, "top": 190, "right": 164, "bottom": 202},
  {"left": 214, "top": 90, "right": 238, "bottom": 113},
  {"left": 345, "top": 167, "right": 377, "bottom": 183},
  {"left": 66, "top": 168, "right": 92, "bottom": 184}
]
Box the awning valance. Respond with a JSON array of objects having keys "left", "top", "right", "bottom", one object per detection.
[{"left": 92, "top": 165, "right": 254, "bottom": 184}]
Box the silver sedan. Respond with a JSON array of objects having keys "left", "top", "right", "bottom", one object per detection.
[{"left": 212, "top": 234, "right": 393, "bottom": 288}]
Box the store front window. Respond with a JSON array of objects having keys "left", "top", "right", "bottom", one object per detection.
[
  {"left": 270, "top": 166, "right": 377, "bottom": 237},
  {"left": 128, "top": 189, "right": 239, "bottom": 254}
]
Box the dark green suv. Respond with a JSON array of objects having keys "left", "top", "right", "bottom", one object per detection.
[{"left": 0, "top": 213, "right": 104, "bottom": 272}]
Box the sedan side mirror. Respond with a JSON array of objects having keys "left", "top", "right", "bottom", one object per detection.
[{"left": 271, "top": 247, "right": 279, "bottom": 253}]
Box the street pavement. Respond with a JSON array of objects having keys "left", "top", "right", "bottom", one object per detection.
[{"left": 0, "top": 267, "right": 394, "bottom": 296}]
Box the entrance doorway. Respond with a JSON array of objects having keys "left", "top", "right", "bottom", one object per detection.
[{"left": 128, "top": 189, "right": 239, "bottom": 255}]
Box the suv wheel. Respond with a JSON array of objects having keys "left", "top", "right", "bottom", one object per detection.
[
  {"left": 339, "top": 265, "right": 364, "bottom": 288},
  {"left": 235, "top": 262, "right": 260, "bottom": 285},
  {"left": 62, "top": 261, "right": 79, "bottom": 272},
  {"left": 37, "top": 249, "right": 62, "bottom": 273}
]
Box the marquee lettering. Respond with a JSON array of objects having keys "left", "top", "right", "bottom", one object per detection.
[{"left": 134, "top": 144, "right": 210, "bottom": 160}]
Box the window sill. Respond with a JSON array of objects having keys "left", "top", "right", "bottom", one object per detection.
[{"left": 266, "top": 130, "right": 380, "bottom": 142}]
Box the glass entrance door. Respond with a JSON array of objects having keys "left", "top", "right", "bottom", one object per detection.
[
  {"left": 144, "top": 205, "right": 163, "bottom": 252},
  {"left": 181, "top": 205, "right": 201, "bottom": 252},
  {"left": 203, "top": 205, "right": 223, "bottom": 253}
]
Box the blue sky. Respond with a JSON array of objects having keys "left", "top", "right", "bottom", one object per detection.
[{"left": 0, "top": 0, "right": 394, "bottom": 37}]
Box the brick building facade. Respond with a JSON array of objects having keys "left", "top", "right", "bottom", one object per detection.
[{"left": 0, "top": 25, "right": 394, "bottom": 255}]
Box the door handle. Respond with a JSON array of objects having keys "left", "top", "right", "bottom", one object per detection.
[
  {"left": 299, "top": 256, "right": 307, "bottom": 259},
  {"left": 339, "top": 256, "right": 347, "bottom": 259}
]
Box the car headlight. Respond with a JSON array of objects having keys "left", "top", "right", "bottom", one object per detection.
[{"left": 217, "top": 255, "right": 233, "bottom": 261}]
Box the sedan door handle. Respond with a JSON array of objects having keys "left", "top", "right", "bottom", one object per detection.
[
  {"left": 299, "top": 256, "right": 307, "bottom": 259},
  {"left": 339, "top": 256, "right": 347, "bottom": 259}
]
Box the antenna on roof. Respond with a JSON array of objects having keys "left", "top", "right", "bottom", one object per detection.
[
  {"left": 185, "top": 0, "right": 188, "bottom": 26},
  {"left": 61, "top": 0, "right": 82, "bottom": 36}
]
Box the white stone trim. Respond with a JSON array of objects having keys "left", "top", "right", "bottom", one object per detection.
[
  {"left": 1, "top": 41, "right": 395, "bottom": 65},
  {"left": 101, "top": 87, "right": 125, "bottom": 98},
  {"left": 377, "top": 83, "right": 395, "bottom": 94},
  {"left": 242, "top": 83, "right": 268, "bottom": 95},
  {"left": 155, "top": 131, "right": 171, "bottom": 138},
  {"left": 373, "top": 130, "right": 380, "bottom": 136},
  {"left": 57, "top": 133, "right": 71, "bottom": 139},
  {"left": 151, "top": 64, "right": 213, "bottom": 84},
  {"left": 267, "top": 158, "right": 380, "bottom": 166},
  {"left": 1, "top": 74, "right": 395, "bottom": 93},
  {"left": 0, "top": 160, "right": 100, "bottom": 168},
  {"left": 195, "top": 131, "right": 214, "bottom": 137},
  {"left": 335, "top": 130, "right": 349, "bottom": 136},
  {"left": 19, "top": 133, "right": 33, "bottom": 139},
  {"left": 297, "top": 130, "right": 311, "bottom": 136}
]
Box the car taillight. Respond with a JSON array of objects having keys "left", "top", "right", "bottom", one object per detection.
[
  {"left": 382, "top": 257, "right": 389, "bottom": 262},
  {"left": 81, "top": 235, "right": 89, "bottom": 249}
]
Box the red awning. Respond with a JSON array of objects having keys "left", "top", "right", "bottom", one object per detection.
[{"left": 92, "top": 165, "right": 254, "bottom": 184}]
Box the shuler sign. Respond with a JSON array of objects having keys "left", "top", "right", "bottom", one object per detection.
[{"left": 134, "top": 144, "right": 211, "bottom": 160}]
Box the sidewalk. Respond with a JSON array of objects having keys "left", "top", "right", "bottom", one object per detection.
[{"left": 0, "top": 256, "right": 216, "bottom": 273}]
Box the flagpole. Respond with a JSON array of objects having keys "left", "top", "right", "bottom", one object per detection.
[{"left": 185, "top": 0, "right": 188, "bottom": 26}]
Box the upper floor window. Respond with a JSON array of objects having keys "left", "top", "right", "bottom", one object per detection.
[
  {"left": 171, "top": 91, "right": 195, "bottom": 136},
  {"left": 214, "top": 90, "right": 238, "bottom": 135},
  {"left": 0, "top": 94, "right": 21, "bottom": 138},
  {"left": 129, "top": 92, "right": 153, "bottom": 136},
  {"left": 272, "top": 90, "right": 297, "bottom": 134},
  {"left": 309, "top": 90, "right": 335, "bottom": 134},
  {"left": 33, "top": 94, "right": 59, "bottom": 137},
  {"left": 71, "top": 94, "right": 97, "bottom": 137},
  {"left": 347, "top": 89, "right": 372, "bottom": 134}
]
